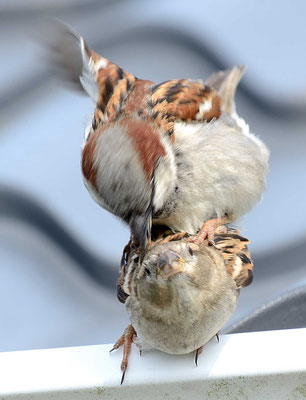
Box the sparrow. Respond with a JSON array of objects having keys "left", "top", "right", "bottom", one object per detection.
[
  {"left": 111, "top": 226, "right": 253, "bottom": 383},
  {"left": 43, "top": 20, "right": 269, "bottom": 248}
]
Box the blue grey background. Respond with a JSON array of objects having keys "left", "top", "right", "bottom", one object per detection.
[{"left": 0, "top": 0, "right": 306, "bottom": 351}]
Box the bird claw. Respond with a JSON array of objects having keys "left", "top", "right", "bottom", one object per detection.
[
  {"left": 110, "top": 325, "right": 137, "bottom": 384},
  {"left": 109, "top": 344, "right": 120, "bottom": 353},
  {"left": 194, "top": 346, "right": 204, "bottom": 367},
  {"left": 120, "top": 362, "right": 127, "bottom": 385},
  {"left": 208, "top": 239, "right": 217, "bottom": 248},
  {"left": 109, "top": 331, "right": 125, "bottom": 353},
  {"left": 194, "top": 333, "right": 219, "bottom": 367}
]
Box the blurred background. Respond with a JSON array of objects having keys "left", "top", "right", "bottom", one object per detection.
[{"left": 0, "top": 0, "right": 306, "bottom": 352}]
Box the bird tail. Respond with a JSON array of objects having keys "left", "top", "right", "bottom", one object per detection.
[
  {"left": 130, "top": 211, "right": 152, "bottom": 250},
  {"left": 130, "top": 176, "right": 156, "bottom": 250},
  {"left": 205, "top": 65, "right": 246, "bottom": 115}
]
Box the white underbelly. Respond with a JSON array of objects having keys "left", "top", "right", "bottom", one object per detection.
[{"left": 154, "top": 119, "right": 269, "bottom": 234}]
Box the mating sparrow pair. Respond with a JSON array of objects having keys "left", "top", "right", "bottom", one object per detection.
[{"left": 43, "top": 20, "right": 268, "bottom": 383}]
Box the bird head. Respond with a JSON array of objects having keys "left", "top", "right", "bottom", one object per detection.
[{"left": 136, "top": 241, "right": 200, "bottom": 308}]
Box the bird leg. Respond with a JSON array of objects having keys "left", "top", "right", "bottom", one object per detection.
[
  {"left": 110, "top": 324, "right": 137, "bottom": 384},
  {"left": 214, "top": 225, "right": 228, "bottom": 235},
  {"left": 195, "top": 346, "right": 204, "bottom": 366},
  {"left": 189, "top": 215, "right": 232, "bottom": 246},
  {"left": 216, "top": 332, "right": 220, "bottom": 342}
]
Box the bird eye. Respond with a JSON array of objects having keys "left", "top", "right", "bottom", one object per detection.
[
  {"left": 144, "top": 268, "right": 151, "bottom": 276},
  {"left": 188, "top": 247, "right": 194, "bottom": 256}
]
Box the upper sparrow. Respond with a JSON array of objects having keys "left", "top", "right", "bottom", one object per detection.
[{"left": 43, "top": 20, "right": 269, "bottom": 247}]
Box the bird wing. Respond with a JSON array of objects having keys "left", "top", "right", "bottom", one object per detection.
[
  {"left": 214, "top": 228, "right": 254, "bottom": 289},
  {"left": 150, "top": 79, "right": 221, "bottom": 127},
  {"left": 39, "top": 19, "right": 101, "bottom": 101},
  {"left": 42, "top": 21, "right": 243, "bottom": 124},
  {"left": 39, "top": 18, "right": 136, "bottom": 110},
  {"left": 148, "top": 67, "right": 245, "bottom": 137}
]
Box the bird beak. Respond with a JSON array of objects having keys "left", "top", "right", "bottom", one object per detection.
[{"left": 157, "top": 251, "right": 185, "bottom": 279}]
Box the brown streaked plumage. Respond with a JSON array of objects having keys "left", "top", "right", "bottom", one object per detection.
[
  {"left": 89, "top": 71, "right": 221, "bottom": 142},
  {"left": 44, "top": 20, "right": 269, "bottom": 249},
  {"left": 97, "top": 66, "right": 136, "bottom": 117},
  {"left": 123, "top": 80, "right": 152, "bottom": 114},
  {"left": 75, "top": 36, "right": 222, "bottom": 247},
  {"left": 151, "top": 79, "right": 221, "bottom": 122}
]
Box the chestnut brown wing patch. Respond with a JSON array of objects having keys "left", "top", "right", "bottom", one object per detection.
[{"left": 81, "top": 129, "right": 100, "bottom": 190}]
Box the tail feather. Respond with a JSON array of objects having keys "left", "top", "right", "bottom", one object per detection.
[
  {"left": 130, "top": 211, "right": 152, "bottom": 250},
  {"left": 205, "top": 65, "right": 246, "bottom": 115}
]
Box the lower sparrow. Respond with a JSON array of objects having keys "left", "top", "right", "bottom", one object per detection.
[{"left": 112, "top": 227, "right": 253, "bottom": 383}]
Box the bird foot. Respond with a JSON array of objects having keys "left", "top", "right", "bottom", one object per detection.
[
  {"left": 189, "top": 217, "right": 231, "bottom": 246},
  {"left": 110, "top": 324, "right": 137, "bottom": 384}
]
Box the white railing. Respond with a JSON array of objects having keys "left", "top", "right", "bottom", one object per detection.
[{"left": 1, "top": 328, "right": 306, "bottom": 399}]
